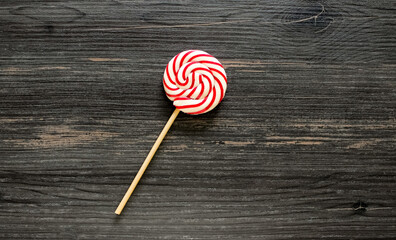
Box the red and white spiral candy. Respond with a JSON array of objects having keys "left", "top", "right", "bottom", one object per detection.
[{"left": 163, "top": 50, "right": 227, "bottom": 115}]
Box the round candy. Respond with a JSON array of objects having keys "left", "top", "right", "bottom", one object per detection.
[{"left": 163, "top": 50, "right": 227, "bottom": 115}]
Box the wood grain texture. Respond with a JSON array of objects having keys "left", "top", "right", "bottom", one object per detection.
[{"left": 0, "top": 0, "right": 395, "bottom": 239}]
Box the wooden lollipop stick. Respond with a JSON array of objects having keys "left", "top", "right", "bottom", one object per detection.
[{"left": 115, "top": 108, "right": 180, "bottom": 215}]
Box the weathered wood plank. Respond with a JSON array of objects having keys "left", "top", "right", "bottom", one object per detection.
[{"left": 0, "top": 0, "right": 395, "bottom": 239}]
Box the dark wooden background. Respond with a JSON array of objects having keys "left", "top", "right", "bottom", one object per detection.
[{"left": 1, "top": 0, "right": 395, "bottom": 239}]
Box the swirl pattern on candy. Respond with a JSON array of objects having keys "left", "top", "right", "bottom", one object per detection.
[{"left": 163, "top": 50, "right": 227, "bottom": 115}]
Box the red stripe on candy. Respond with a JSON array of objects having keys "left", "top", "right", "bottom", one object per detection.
[
  {"left": 166, "top": 89, "right": 187, "bottom": 98},
  {"left": 189, "top": 54, "right": 212, "bottom": 62},
  {"left": 165, "top": 65, "right": 175, "bottom": 85},
  {"left": 163, "top": 79, "right": 178, "bottom": 91},
  {"left": 179, "top": 50, "right": 195, "bottom": 66},
  {"left": 188, "top": 87, "right": 217, "bottom": 115},
  {"left": 196, "top": 75, "right": 205, "bottom": 100},
  {"left": 172, "top": 53, "right": 180, "bottom": 81}
]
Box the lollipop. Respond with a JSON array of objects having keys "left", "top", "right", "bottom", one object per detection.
[{"left": 115, "top": 50, "right": 227, "bottom": 214}]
